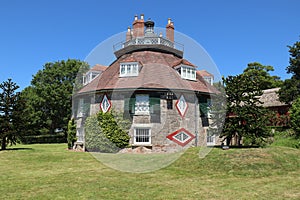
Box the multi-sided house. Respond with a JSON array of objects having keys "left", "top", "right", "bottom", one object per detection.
[{"left": 74, "top": 15, "right": 219, "bottom": 152}]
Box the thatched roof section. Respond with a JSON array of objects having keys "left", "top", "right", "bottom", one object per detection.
[{"left": 259, "top": 88, "right": 287, "bottom": 107}]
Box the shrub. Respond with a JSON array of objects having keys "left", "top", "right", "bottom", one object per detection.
[
  {"left": 67, "top": 118, "right": 77, "bottom": 149},
  {"left": 290, "top": 97, "right": 300, "bottom": 137},
  {"left": 85, "top": 110, "right": 130, "bottom": 152},
  {"left": 97, "top": 110, "right": 130, "bottom": 149},
  {"left": 20, "top": 134, "right": 66, "bottom": 144},
  {"left": 85, "top": 114, "right": 118, "bottom": 153}
]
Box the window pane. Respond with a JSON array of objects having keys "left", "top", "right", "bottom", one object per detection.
[
  {"left": 135, "top": 95, "right": 150, "bottom": 113},
  {"left": 121, "top": 65, "right": 126, "bottom": 74},
  {"left": 135, "top": 128, "right": 150, "bottom": 143},
  {"left": 127, "top": 64, "right": 131, "bottom": 74},
  {"left": 132, "top": 64, "right": 137, "bottom": 74}
]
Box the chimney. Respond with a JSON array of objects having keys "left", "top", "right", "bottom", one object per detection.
[
  {"left": 126, "top": 26, "right": 132, "bottom": 41},
  {"left": 132, "top": 14, "right": 145, "bottom": 38},
  {"left": 166, "top": 18, "right": 174, "bottom": 42}
]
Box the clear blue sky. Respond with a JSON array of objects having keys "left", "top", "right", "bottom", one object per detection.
[{"left": 1, "top": 0, "right": 299, "bottom": 90}]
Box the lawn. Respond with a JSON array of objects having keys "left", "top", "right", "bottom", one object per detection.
[{"left": 1, "top": 144, "right": 300, "bottom": 200}]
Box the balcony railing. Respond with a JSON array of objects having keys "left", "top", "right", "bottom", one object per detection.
[{"left": 113, "top": 36, "right": 184, "bottom": 52}]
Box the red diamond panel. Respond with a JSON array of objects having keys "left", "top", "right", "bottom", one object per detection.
[
  {"left": 175, "top": 95, "right": 188, "bottom": 118},
  {"left": 166, "top": 128, "right": 195, "bottom": 146},
  {"left": 100, "top": 94, "right": 111, "bottom": 113}
]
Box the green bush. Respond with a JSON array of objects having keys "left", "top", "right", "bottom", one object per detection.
[
  {"left": 85, "top": 114, "right": 119, "bottom": 153},
  {"left": 271, "top": 129, "right": 300, "bottom": 148},
  {"left": 290, "top": 97, "right": 300, "bottom": 137},
  {"left": 20, "top": 134, "right": 66, "bottom": 144},
  {"left": 97, "top": 110, "right": 130, "bottom": 149},
  {"left": 67, "top": 118, "right": 77, "bottom": 149}
]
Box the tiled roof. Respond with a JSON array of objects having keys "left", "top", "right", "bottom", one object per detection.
[
  {"left": 259, "top": 88, "right": 287, "bottom": 107},
  {"left": 78, "top": 51, "right": 219, "bottom": 94},
  {"left": 90, "top": 64, "right": 107, "bottom": 72},
  {"left": 197, "top": 70, "right": 214, "bottom": 78},
  {"left": 172, "top": 59, "right": 196, "bottom": 68}
]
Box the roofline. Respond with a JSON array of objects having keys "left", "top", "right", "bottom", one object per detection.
[{"left": 74, "top": 87, "right": 215, "bottom": 97}]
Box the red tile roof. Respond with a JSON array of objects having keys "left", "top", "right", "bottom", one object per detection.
[
  {"left": 78, "top": 51, "right": 218, "bottom": 94},
  {"left": 197, "top": 70, "right": 214, "bottom": 78},
  {"left": 90, "top": 64, "right": 107, "bottom": 72},
  {"left": 172, "top": 59, "right": 196, "bottom": 68}
]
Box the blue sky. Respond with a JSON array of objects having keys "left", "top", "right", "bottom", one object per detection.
[{"left": 1, "top": 0, "right": 299, "bottom": 90}]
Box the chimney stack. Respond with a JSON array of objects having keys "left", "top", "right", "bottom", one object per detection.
[
  {"left": 126, "top": 26, "right": 132, "bottom": 41},
  {"left": 132, "top": 14, "right": 145, "bottom": 38},
  {"left": 166, "top": 18, "right": 174, "bottom": 42}
]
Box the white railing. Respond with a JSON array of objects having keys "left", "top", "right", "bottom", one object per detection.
[{"left": 113, "top": 36, "right": 184, "bottom": 52}]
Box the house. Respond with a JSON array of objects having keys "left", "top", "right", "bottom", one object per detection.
[
  {"left": 74, "top": 15, "right": 220, "bottom": 152},
  {"left": 259, "top": 88, "right": 290, "bottom": 127}
]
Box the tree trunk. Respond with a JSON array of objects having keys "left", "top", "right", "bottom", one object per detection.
[{"left": 1, "top": 137, "right": 6, "bottom": 150}]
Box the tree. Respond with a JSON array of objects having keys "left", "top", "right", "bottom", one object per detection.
[
  {"left": 21, "top": 59, "right": 89, "bottom": 136},
  {"left": 0, "top": 79, "right": 24, "bottom": 150},
  {"left": 290, "top": 97, "right": 300, "bottom": 137},
  {"left": 279, "top": 38, "right": 300, "bottom": 104},
  {"left": 221, "top": 74, "right": 271, "bottom": 146},
  {"left": 243, "top": 62, "right": 282, "bottom": 90},
  {"left": 67, "top": 118, "right": 77, "bottom": 149}
]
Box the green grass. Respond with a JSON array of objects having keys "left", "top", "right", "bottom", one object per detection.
[{"left": 1, "top": 144, "right": 300, "bottom": 200}]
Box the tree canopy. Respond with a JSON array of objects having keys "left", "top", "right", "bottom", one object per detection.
[
  {"left": 243, "top": 62, "right": 282, "bottom": 90},
  {"left": 21, "top": 59, "right": 89, "bottom": 136},
  {"left": 279, "top": 38, "right": 300, "bottom": 104}
]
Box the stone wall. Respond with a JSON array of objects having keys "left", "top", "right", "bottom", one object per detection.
[{"left": 75, "top": 90, "right": 220, "bottom": 152}]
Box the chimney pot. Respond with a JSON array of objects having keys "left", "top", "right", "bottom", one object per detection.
[
  {"left": 134, "top": 15, "right": 138, "bottom": 21},
  {"left": 168, "top": 18, "right": 171, "bottom": 24},
  {"left": 140, "top": 14, "right": 144, "bottom": 20}
]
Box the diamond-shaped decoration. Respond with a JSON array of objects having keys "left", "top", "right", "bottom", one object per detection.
[
  {"left": 100, "top": 94, "right": 111, "bottom": 113},
  {"left": 175, "top": 95, "right": 188, "bottom": 118},
  {"left": 167, "top": 128, "right": 195, "bottom": 146}
]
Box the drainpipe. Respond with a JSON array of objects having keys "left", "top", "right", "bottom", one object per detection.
[{"left": 194, "top": 93, "right": 198, "bottom": 146}]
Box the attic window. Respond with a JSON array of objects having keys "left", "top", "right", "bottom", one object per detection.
[
  {"left": 120, "top": 62, "right": 139, "bottom": 77},
  {"left": 203, "top": 76, "right": 213, "bottom": 85},
  {"left": 177, "top": 65, "right": 196, "bottom": 81}
]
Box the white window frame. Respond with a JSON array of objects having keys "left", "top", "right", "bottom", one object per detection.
[
  {"left": 135, "top": 94, "right": 150, "bottom": 115},
  {"left": 119, "top": 62, "right": 139, "bottom": 77},
  {"left": 177, "top": 65, "right": 196, "bottom": 81},
  {"left": 203, "top": 76, "right": 213, "bottom": 85},
  {"left": 134, "top": 127, "right": 151, "bottom": 145},
  {"left": 206, "top": 129, "right": 215, "bottom": 146}
]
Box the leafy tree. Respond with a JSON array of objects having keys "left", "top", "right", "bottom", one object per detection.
[
  {"left": 0, "top": 79, "right": 24, "bottom": 150},
  {"left": 290, "top": 97, "right": 300, "bottom": 137},
  {"left": 243, "top": 62, "right": 282, "bottom": 90},
  {"left": 279, "top": 38, "right": 300, "bottom": 104},
  {"left": 22, "top": 59, "right": 89, "bottom": 136},
  {"left": 221, "top": 74, "right": 271, "bottom": 146}
]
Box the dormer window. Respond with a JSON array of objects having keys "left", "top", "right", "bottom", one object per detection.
[
  {"left": 83, "top": 71, "right": 100, "bottom": 85},
  {"left": 120, "top": 62, "right": 139, "bottom": 77},
  {"left": 177, "top": 65, "right": 196, "bottom": 81},
  {"left": 203, "top": 76, "right": 213, "bottom": 85}
]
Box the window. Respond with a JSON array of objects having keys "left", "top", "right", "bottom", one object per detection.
[
  {"left": 206, "top": 130, "right": 215, "bottom": 146},
  {"left": 203, "top": 76, "right": 213, "bottom": 85},
  {"left": 135, "top": 94, "right": 150, "bottom": 115},
  {"left": 77, "top": 98, "right": 84, "bottom": 117},
  {"left": 177, "top": 65, "right": 196, "bottom": 80},
  {"left": 134, "top": 128, "right": 151, "bottom": 145},
  {"left": 119, "top": 62, "right": 139, "bottom": 77}
]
